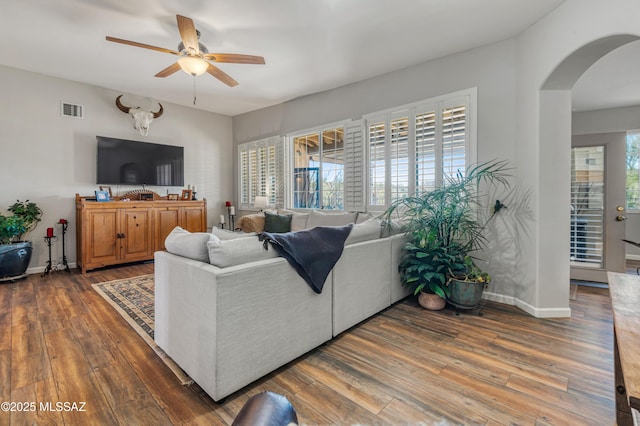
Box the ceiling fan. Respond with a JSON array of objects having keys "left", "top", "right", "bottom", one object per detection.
[{"left": 106, "top": 14, "right": 265, "bottom": 87}]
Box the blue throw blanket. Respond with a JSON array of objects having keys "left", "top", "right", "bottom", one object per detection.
[{"left": 258, "top": 225, "right": 353, "bottom": 293}]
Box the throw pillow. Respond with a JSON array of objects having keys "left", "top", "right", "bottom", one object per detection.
[
  {"left": 236, "top": 213, "right": 266, "bottom": 233},
  {"left": 164, "top": 226, "right": 218, "bottom": 262},
  {"left": 345, "top": 218, "right": 382, "bottom": 245},
  {"left": 356, "top": 211, "right": 377, "bottom": 224},
  {"left": 207, "top": 236, "right": 279, "bottom": 268},
  {"left": 264, "top": 211, "right": 292, "bottom": 233}
]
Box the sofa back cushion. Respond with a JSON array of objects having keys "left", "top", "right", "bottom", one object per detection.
[
  {"left": 277, "top": 209, "right": 310, "bottom": 231},
  {"left": 165, "top": 226, "right": 218, "bottom": 262},
  {"left": 306, "top": 210, "right": 358, "bottom": 228},
  {"left": 208, "top": 236, "right": 279, "bottom": 268},
  {"left": 211, "top": 227, "right": 256, "bottom": 240}
]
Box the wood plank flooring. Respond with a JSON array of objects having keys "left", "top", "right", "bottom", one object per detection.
[{"left": 0, "top": 264, "right": 615, "bottom": 425}]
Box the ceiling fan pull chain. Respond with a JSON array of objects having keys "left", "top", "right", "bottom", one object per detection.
[{"left": 193, "top": 76, "right": 197, "bottom": 105}]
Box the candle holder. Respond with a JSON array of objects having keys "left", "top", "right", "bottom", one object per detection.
[
  {"left": 218, "top": 222, "right": 225, "bottom": 230},
  {"left": 59, "top": 219, "right": 70, "bottom": 273},
  {"left": 42, "top": 234, "right": 54, "bottom": 276},
  {"left": 227, "top": 205, "right": 236, "bottom": 231}
]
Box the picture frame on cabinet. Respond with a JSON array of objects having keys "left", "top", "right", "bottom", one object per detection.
[
  {"left": 167, "top": 194, "right": 179, "bottom": 201},
  {"left": 99, "top": 186, "right": 112, "bottom": 197},
  {"left": 95, "top": 190, "right": 110, "bottom": 202},
  {"left": 181, "top": 189, "right": 193, "bottom": 200}
]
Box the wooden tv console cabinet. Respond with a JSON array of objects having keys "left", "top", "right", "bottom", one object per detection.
[{"left": 75, "top": 194, "right": 207, "bottom": 273}]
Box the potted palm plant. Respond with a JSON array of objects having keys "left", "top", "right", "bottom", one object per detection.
[
  {"left": 383, "top": 160, "right": 510, "bottom": 310},
  {"left": 0, "top": 200, "right": 43, "bottom": 281}
]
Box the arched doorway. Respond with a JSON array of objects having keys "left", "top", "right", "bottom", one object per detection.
[{"left": 538, "top": 34, "right": 640, "bottom": 303}]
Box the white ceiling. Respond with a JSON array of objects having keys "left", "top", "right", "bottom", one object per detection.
[{"left": 2, "top": 0, "right": 632, "bottom": 117}]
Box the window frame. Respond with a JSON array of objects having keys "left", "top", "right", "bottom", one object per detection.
[{"left": 286, "top": 120, "right": 349, "bottom": 210}]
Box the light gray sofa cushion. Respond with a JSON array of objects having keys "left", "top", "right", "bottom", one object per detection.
[
  {"left": 356, "top": 211, "right": 375, "bottom": 224},
  {"left": 277, "top": 209, "right": 311, "bottom": 231},
  {"left": 345, "top": 218, "right": 382, "bottom": 245},
  {"left": 164, "top": 226, "right": 218, "bottom": 263},
  {"left": 306, "top": 210, "right": 358, "bottom": 228},
  {"left": 211, "top": 226, "right": 256, "bottom": 240},
  {"left": 207, "top": 236, "right": 278, "bottom": 268}
]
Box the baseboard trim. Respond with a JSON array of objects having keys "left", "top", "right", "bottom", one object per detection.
[
  {"left": 26, "top": 262, "right": 77, "bottom": 275},
  {"left": 483, "top": 291, "right": 571, "bottom": 318}
]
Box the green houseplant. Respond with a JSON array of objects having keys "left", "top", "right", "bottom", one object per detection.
[
  {"left": 383, "top": 160, "right": 510, "bottom": 309},
  {"left": 0, "top": 200, "right": 43, "bottom": 280}
]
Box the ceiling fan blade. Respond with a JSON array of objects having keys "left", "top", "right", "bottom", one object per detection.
[
  {"left": 176, "top": 15, "right": 200, "bottom": 54},
  {"left": 155, "top": 62, "right": 182, "bottom": 78},
  {"left": 206, "top": 63, "right": 239, "bottom": 87},
  {"left": 106, "top": 36, "right": 180, "bottom": 55},
  {"left": 204, "top": 53, "right": 266, "bottom": 65}
]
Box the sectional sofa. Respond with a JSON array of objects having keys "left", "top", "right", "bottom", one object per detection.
[{"left": 154, "top": 210, "right": 410, "bottom": 402}]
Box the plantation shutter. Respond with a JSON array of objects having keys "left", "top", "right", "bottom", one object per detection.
[
  {"left": 367, "top": 119, "right": 386, "bottom": 208},
  {"left": 344, "top": 120, "right": 365, "bottom": 211},
  {"left": 390, "top": 115, "right": 410, "bottom": 202},
  {"left": 415, "top": 111, "right": 437, "bottom": 193},
  {"left": 441, "top": 103, "right": 467, "bottom": 179},
  {"left": 238, "top": 136, "right": 284, "bottom": 210}
]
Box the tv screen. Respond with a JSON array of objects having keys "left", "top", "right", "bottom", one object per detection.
[{"left": 96, "top": 136, "right": 184, "bottom": 186}]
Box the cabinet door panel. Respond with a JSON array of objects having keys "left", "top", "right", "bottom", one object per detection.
[
  {"left": 182, "top": 207, "right": 205, "bottom": 232},
  {"left": 157, "top": 208, "right": 179, "bottom": 251},
  {"left": 121, "top": 208, "right": 153, "bottom": 259},
  {"left": 88, "top": 210, "right": 118, "bottom": 261}
]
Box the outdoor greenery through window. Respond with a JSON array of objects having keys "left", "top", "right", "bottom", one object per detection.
[
  {"left": 627, "top": 131, "right": 640, "bottom": 209},
  {"left": 292, "top": 127, "right": 345, "bottom": 210}
]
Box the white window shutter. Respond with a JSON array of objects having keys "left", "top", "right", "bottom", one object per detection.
[
  {"left": 344, "top": 119, "right": 365, "bottom": 212},
  {"left": 238, "top": 136, "right": 284, "bottom": 210}
]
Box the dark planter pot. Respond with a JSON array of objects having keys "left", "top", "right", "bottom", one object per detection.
[
  {"left": 0, "top": 241, "right": 33, "bottom": 281},
  {"left": 447, "top": 278, "right": 486, "bottom": 309}
]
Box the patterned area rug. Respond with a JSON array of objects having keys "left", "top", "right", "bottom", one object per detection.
[{"left": 92, "top": 275, "right": 192, "bottom": 385}]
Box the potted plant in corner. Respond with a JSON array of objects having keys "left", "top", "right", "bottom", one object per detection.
[
  {"left": 0, "top": 200, "right": 43, "bottom": 281},
  {"left": 383, "top": 160, "right": 509, "bottom": 311}
]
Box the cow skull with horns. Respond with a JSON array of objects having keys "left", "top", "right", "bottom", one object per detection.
[{"left": 115, "top": 95, "right": 164, "bottom": 136}]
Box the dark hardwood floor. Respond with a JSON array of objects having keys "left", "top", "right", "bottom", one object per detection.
[{"left": 0, "top": 264, "right": 615, "bottom": 425}]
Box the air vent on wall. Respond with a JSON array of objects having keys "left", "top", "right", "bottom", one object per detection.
[{"left": 61, "top": 102, "right": 84, "bottom": 118}]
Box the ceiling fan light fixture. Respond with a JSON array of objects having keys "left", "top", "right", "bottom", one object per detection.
[{"left": 178, "top": 56, "right": 209, "bottom": 76}]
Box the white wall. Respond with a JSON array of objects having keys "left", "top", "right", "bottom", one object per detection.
[
  {"left": 0, "top": 65, "right": 233, "bottom": 273},
  {"left": 573, "top": 105, "right": 640, "bottom": 259},
  {"left": 516, "top": 0, "right": 640, "bottom": 316}
]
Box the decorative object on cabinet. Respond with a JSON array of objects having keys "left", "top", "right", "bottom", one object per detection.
[
  {"left": 181, "top": 189, "right": 193, "bottom": 200},
  {"left": 95, "top": 190, "right": 110, "bottom": 202},
  {"left": 75, "top": 194, "right": 207, "bottom": 273},
  {"left": 167, "top": 194, "right": 179, "bottom": 201},
  {"left": 99, "top": 186, "right": 113, "bottom": 198}
]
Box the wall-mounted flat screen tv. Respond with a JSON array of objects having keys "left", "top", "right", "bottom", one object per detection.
[{"left": 96, "top": 136, "right": 184, "bottom": 186}]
